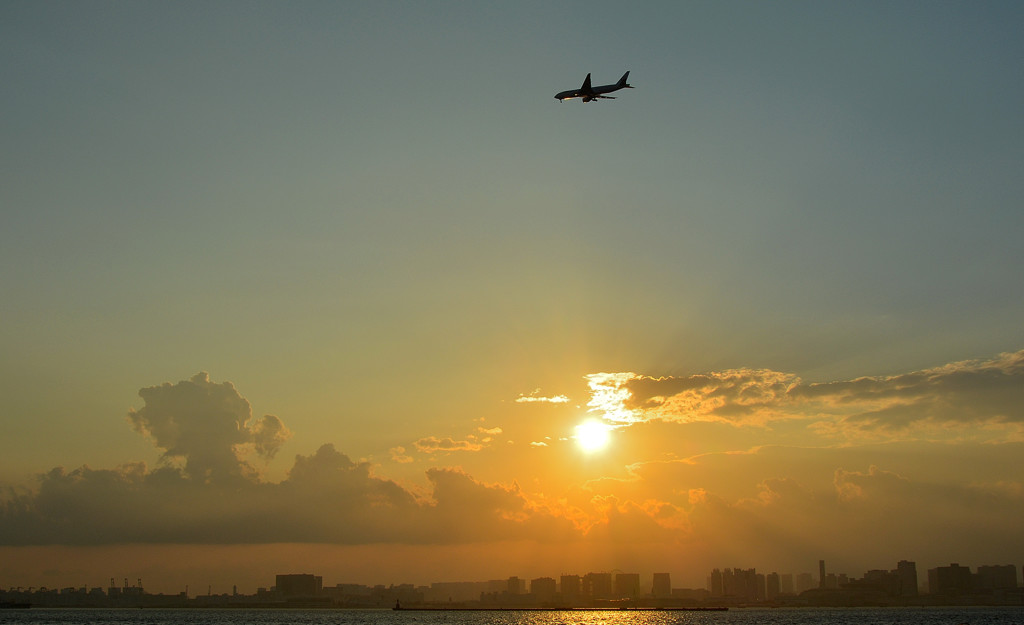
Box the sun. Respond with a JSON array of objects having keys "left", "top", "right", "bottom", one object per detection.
[{"left": 575, "top": 419, "right": 611, "bottom": 453}]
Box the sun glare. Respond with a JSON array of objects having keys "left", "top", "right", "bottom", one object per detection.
[{"left": 575, "top": 419, "right": 611, "bottom": 453}]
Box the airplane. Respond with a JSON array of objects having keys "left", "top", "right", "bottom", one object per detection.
[{"left": 555, "top": 71, "right": 633, "bottom": 102}]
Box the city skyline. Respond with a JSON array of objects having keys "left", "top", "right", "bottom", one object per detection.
[
  {"left": 4, "top": 559, "right": 1022, "bottom": 607},
  {"left": 3, "top": 1, "right": 1023, "bottom": 597},
  {"left": 3, "top": 556, "right": 1022, "bottom": 600}
]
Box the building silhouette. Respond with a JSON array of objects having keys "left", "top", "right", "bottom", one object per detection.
[
  {"left": 275, "top": 574, "right": 322, "bottom": 597},
  {"left": 582, "top": 572, "right": 612, "bottom": 600},
  {"left": 560, "top": 574, "right": 581, "bottom": 604},
  {"left": 975, "top": 565, "right": 1017, "bottom": 591},
  {"left": 928, "top": 563, "right": 973, "bottom": 596},
  {"left": 780, "top": 573, "right": 795, "bottom": 594},
  {"left": 529, "top": 577, "right": 556, "bottom": 604},
  {"left": 709, "top": 568, "right": 761, "bottom": 602},
  {"left": 708, "top": 569, "right": 723, "bottom": 597},
  {"left": 651, "top": 572, "right": 671, "bottom": 598},
  {"left": 766, "top": 572, "right": 780, "bottom": 600},
  {"left": 613, "top": 573, "right": 640, "bottom": 599},
  {"left": 895, "top": 560, "right": 918, "bottom": 597},
  {"left": 795, "top": 572, "right": 815, "bottom": 594}
]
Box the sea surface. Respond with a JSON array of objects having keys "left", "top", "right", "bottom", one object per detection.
[{"left": 3, "top": 608, "right": 1024, "bottom": 625}]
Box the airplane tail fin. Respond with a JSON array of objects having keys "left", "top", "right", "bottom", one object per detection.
[
  {"left": 617, "top": 71, "right": 632, "bottom": 88},
  {"left": 581, "top": 73, "right": 592, "bottom": 92}
]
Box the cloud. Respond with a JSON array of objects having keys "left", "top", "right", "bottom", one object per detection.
[
  {"left": 423, "top": 468, "right": 578, "bottom": 543},
  {"left": 4, "top": 355, "right": 1024, "bottom": 575},
  {"left": 515, "top": 389, "right": 570, "bottom": 404},
  {"left": 0, "top": 374, "right": 578, "bottom": 546},
  {"left": 389, "top": 446, "right": 414, "bottom": 464},
  {"left": 0, "top": 443, "right": 579, "bottom": 546},
  {"left": 414, "top": 436, "right": 484, "bottom": 453},
  {"left": 584, "top": 496, "right": 688, "bottom": 543},
  {"left": 249, "top": 414, "right": 291, "bottom": 460},
  {"left": 798, "top": 350, "right": 1024, "bottom": 434},
  {"left": 127, "top": 372, "right": 291, "bottom": 481},
  {"left": 548, "top": 441, "right": 1024, "bottom": 574},
  {"left": 589, "top": 350, "right": 1024, "bottom": 437}
]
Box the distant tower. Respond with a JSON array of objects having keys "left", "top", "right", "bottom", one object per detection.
[
  {"left": 896, "top": 560, "right": 918, "bottom": 597},
  {"left": 652, "top": 573, "right": 671, "bottom": 598},
  {"left": 819, "top": 561, "right": 826, "bottom": 588}
]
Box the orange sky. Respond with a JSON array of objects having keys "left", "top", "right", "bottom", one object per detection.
[
  {"left": 3, "top": 352, "right": 1024, "bottom": 593},
  {"left": 3, "top": 1, "right": 1023, "bottom": 596}
]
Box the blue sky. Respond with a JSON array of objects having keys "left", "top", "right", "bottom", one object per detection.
[{"left": 2, "top": 1, "right": 1023, "bottom": 591}]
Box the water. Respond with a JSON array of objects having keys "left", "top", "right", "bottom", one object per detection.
[{"left": 2, "top": 608, "right": 1024, "bottom": 625}]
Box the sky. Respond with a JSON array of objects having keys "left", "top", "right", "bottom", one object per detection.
[{"left": 2, "top": 0, "right": 1023, "bottom": 595}]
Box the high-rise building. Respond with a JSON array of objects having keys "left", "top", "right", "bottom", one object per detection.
[
  {"left": 613, "top": 573, "right": 640, "bottom": 599},
  {"left": 975, "top": 565, "right": 1018, "bottom": 591},
  {"left": 795, "top": 573, "right": 815, "bottom": 594},
  {"left": 651, "top": 573, "right": 671, "bottom": 598},
  {"left": 895, "top": 560, "right": 918, "bottom": 596},
  {"left": 530, "top": 577, "right": 556, "bottom": 602},
  {"left": 928, "top": 563, "right": 973, "bottom": 596},
  {"left": 275, "top": 574, "right": 322, "bottom": 597},
  {"left": 708, "top": 569, "right": 723, "bottom": 597},
  {"left": 560, "top": 575, "right": 581, "bottom": 603},
  {"left": 720, "top": 568, "right": 759, "bottom": 602},
  {"left": 819, "top": 560, "right": 826, "bottom": 588},
  {"left": 765, "top": 572, "right": 780, "bottom": 600},
  {"left": 583, "top": 572, "right": 612, "bottom": 600}
]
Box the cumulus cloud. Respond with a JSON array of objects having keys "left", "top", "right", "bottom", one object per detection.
[
  {"left": 4, "top": 354, "right": 1024, "bottom": 574},
  {"left": 127, "top": 372, "right": 291, "bottom": 481},
  {"left": 0, "top": 444, "right": 579, "bottom": 546},
  {"left": 0, "top": 373, "right": 580, "bottom": 545}
]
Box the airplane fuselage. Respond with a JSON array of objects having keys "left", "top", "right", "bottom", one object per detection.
[{"left": 555, "top": 71, "right": 632, "bottom": 102}]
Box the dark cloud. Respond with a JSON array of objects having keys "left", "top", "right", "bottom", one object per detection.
[
  {"left": 0, "top": 442, "right": 579, "bottom": 546},
  {"left": 4, "top": 357, "right": 1024, "bottom": 569},
  {"left": 617, "top": 350, "right": 1024, "bottom": 434},
  {"left": 0, "top": 374, "right": 577, "bottom": 546},
  {"left": 127, "top": 372, "right": 291, "bottom": 482},
  {"left": 802, "top": 350, "right": 1024, "bottom": 432}
]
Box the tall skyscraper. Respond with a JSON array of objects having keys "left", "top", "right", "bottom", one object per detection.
[
  {"left": 708, "top": 569, "right": 723, "bottom": 597},
  {"left": 895, "top": 560, "right": 918, "bottom": 596},
  {"left": 560, "top": 575, "right": 581, "bottom": 604},
  {"left": 765, "top": 572, "right": 780, "bottom": 600},
  {"left": 651, "top": 573, "right": 671, "bottom": 598},
  {"left": 613, "top": 573, "right": 640, "bottom": 599}
]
